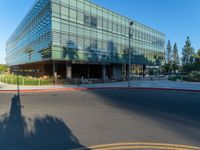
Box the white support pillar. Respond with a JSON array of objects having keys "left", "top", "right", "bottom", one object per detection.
[
  {"left": 53, "top": 61, "right": 57, "bottom": 84},
  {"left": 66, "top": 61, "right": 72, "bottom": 79},
  {"left": 102, "top": 65, "right": 106, "bottom": 82}
]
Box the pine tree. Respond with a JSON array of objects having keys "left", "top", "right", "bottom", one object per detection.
[
  {"left": 163, "top": 40, "right": 173, "bottom": 74},
  {"left": 197, "top": 49, "right": 200, "bottom": 57},
  {"left": 172, "top": 43, "right": 180, "bottom": 71},
  {"left": 194, "top": 49, "right": 200, "bottom": 71},
  {"left": 182, "top": 37, "right": 195, "bottom": 65},
  {"left": 166, "top": 40, "right": 172, "bottom": 63}
]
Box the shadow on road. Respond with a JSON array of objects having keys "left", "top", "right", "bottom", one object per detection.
[
  {"left": 87, "top": 89, "right": 200, "bottom": 144},
  {"left": 0, "top": 94, "right": 88, "bottom": 150}
]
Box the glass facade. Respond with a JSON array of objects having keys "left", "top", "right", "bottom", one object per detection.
[
  {"left": 6, "top": 0, "right": 165, "bottom": 67},
  {"left": 6, "top": 0, "right": 52, "bottom": 66}
]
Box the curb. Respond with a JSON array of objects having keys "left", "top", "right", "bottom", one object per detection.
[
  {"left": 0, "top": 87, "right": 200, "bottom": 93},
  {"left": 77, "top": 142, "right": 200, "bottom": 150}
]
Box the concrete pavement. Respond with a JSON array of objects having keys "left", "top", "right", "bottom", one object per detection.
[{"left": 0, "top": 80, "right": 200, "bottom": 91}]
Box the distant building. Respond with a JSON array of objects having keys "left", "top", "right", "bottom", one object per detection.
[{"left": 6, "top": 0, "right": 165, "bottom": 79}]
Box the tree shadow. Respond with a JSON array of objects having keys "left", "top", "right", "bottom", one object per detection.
[{"left": 0, "top": 94, "right": 88, "bottom": 150}]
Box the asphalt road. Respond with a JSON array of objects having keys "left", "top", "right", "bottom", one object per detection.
[{"left": 0, "top": 89, "right": 200, "bottom": 150}]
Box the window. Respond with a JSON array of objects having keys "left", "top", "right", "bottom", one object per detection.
[
  {"left": 52, "top": 21, "right": 60, "bottom": 30},
  {"left": 77, "top": 36, "right": 83, "bottom": 50},
  {"left": 61, "top": 6, "right": 68, "bottom": 15},
  {"left": 52, "top": 3, "right": 60, "bottom": 13},
  {"left": 69, "top": 25, "right": 76, "bottom": 34},
  {"left": 97, "top": 40, "right": 103, "bottom": 51},
  {"left": 85, "top": 29, "right": 90, "bottom": 37},
  {"left": 103, "top": 19, "right": 107, "bottom": 30},
  {"left": 84, "top": 15, "right": 97, "bottom": 28},
  {"left": 77, "top": 0, "right": 84, "bottom": 9},
  {"left": 85, "top": 38, "right": 90, "bottom": 50},
  {"left": 108, "top": 21, "right": 112, "bottom": 31},
  {"left": 113, "top": 23, "right": 117, "bottom": 32},
  {"left": 68, "top": 36, "right": 76, "bottom": 49},
  {"left": 77, "top": 27, "right": 84, "bottom": 36},
  {"left": 91, "top": 16, "right": 97, "bottom": 28},
  {"left": 91, "top": 39, "right": 97, "bottom": 51},
  {"left": 84, "top": 15, "right": 90, "bottom": 26},
  {"left": 61, "top": 23, "right": 68, "bottom": 32},
  {"left": 97, "top": 17, "right": 102, "bottom": 28},
  {"left": 70, "top": 9, "right": 77, "bottom": 20},
  {"left": 77, "top": 11, "right": 84, "bottom": 23}
]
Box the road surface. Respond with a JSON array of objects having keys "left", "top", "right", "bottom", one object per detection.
[{"left": 0, "top": 89, "right": 200, "bottom": 149}]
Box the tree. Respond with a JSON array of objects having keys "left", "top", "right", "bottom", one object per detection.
[
  {"left": 162, "top": 63, "right": 172, "bottom": 74},
  {"left": 172, "top": 43, "right": 180, "bottom": 71},
  {"left": 166, "top": 40, "right": 172, "bottom": 63},
  {"left": 163, "top": 40, "right": 173, "bottom": 74},
  {"left": 197, "top": 49, "right": 200, "bottom": 57},
  {"left": 0, "top": 64, "right": 7, "bottom": 73},
  {"left": 194, "top": 49, "right": 200, "bottom": 71},
  {"left": 182, "top": 36, "right": 195, "bottom": 65}
]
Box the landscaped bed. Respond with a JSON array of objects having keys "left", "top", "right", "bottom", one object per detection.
[
  {"left": 168, "top": 71, "right": 200, "bottom": 82},
  {"left": 0, "top": 74, "right": 54, "bottom": 85}
]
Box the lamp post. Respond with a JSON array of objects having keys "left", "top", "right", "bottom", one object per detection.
[{"left": 128, "top": 21, "right": 133, "bottom": 87}]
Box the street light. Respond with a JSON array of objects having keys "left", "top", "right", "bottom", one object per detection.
[{"left": 128, "top": 21, "right": 133, "bottom": 87}]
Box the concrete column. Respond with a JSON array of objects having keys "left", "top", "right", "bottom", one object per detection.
[
  {"left": 122, "top": 64, "right": 126, "bottom": 79},
  {"left": 113, "top": 64, "right": 123, "bottom": 80},
  {"left": 87, "top": 65, "right": 90, "bottom": 79},
  {"left": 53, "top": 61, "right": 57, "bottom": 84},
  {"left": 66, "top": 61, "right": 72, "bottom": 79},
  {"left": 102, "top": 65, "right": 106, "bottom": 81},
  {"left": 143, "top": 65, "right": 146, "bottom": 78},
  {"left": 126, "top": 64, "right": 129, "bottom": 78}
]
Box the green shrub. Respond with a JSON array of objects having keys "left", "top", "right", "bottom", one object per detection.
[
  {"left": 0, "top": 64, "right": 7, "bottom": 73},
  {"left": 168, "top": 76, "right": 177, "bottom": 81},
  {"left": 0, "top": 74, "right": 53, "bottom": 85},
  {"left": 182, "top": 71, "right": 200, "bottom": 82}
]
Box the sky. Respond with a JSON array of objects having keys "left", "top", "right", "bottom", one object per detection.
[{"left": 0, "top": 0, "right": 200, "bottom": 64}]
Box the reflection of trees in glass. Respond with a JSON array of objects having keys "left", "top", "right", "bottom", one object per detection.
[
  {"left": 39, "top": 48, "right": 51, "bottom": 59},
  {"left": 121, "top": 47, "right": 148, "bottom": 65},
  {"left": 101, "top": 54, "right": 110, "bottom": 63},
  {"left": 91, "top": 52, "right": 98, "bottom": 61},
  {"left": 59, "top": 38, "right": 161, "bottom": 66},
  {"left": 155, "top": 56, "right": 162, "bottom": 66},
  {"left": 90, "top": 16, "right": 97, "bottom": 28},
  {"left": 84, "top": 14, "right": 97, "bottom": 28},
  {"left": 24, "top": 47, "right": 33, "bottom": 63},
  {"left": 107, "top": 41, "right": 117, "bottom": 55},
  {"left": 63, "top": 40, "right": 78, "bottom": 60},
  {"left": 90, "top": 39, "right": 97, "bottom": 52}
]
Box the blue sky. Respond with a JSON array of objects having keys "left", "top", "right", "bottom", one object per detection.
[{"left": 0, "top": 0, "right": 200, "bottom": 64}]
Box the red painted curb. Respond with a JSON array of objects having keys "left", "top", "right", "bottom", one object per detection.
[{"left": 0, "top": 87, "right": 200, "bottom": 93}]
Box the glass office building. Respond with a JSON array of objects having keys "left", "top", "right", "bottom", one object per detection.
[{"left": 6, "top": 0, "right": 165, "bottom": 79}]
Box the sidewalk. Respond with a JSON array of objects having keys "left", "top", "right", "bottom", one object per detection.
[{"left": 0, "top": 80, "right": 200, "bottom": 91}]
